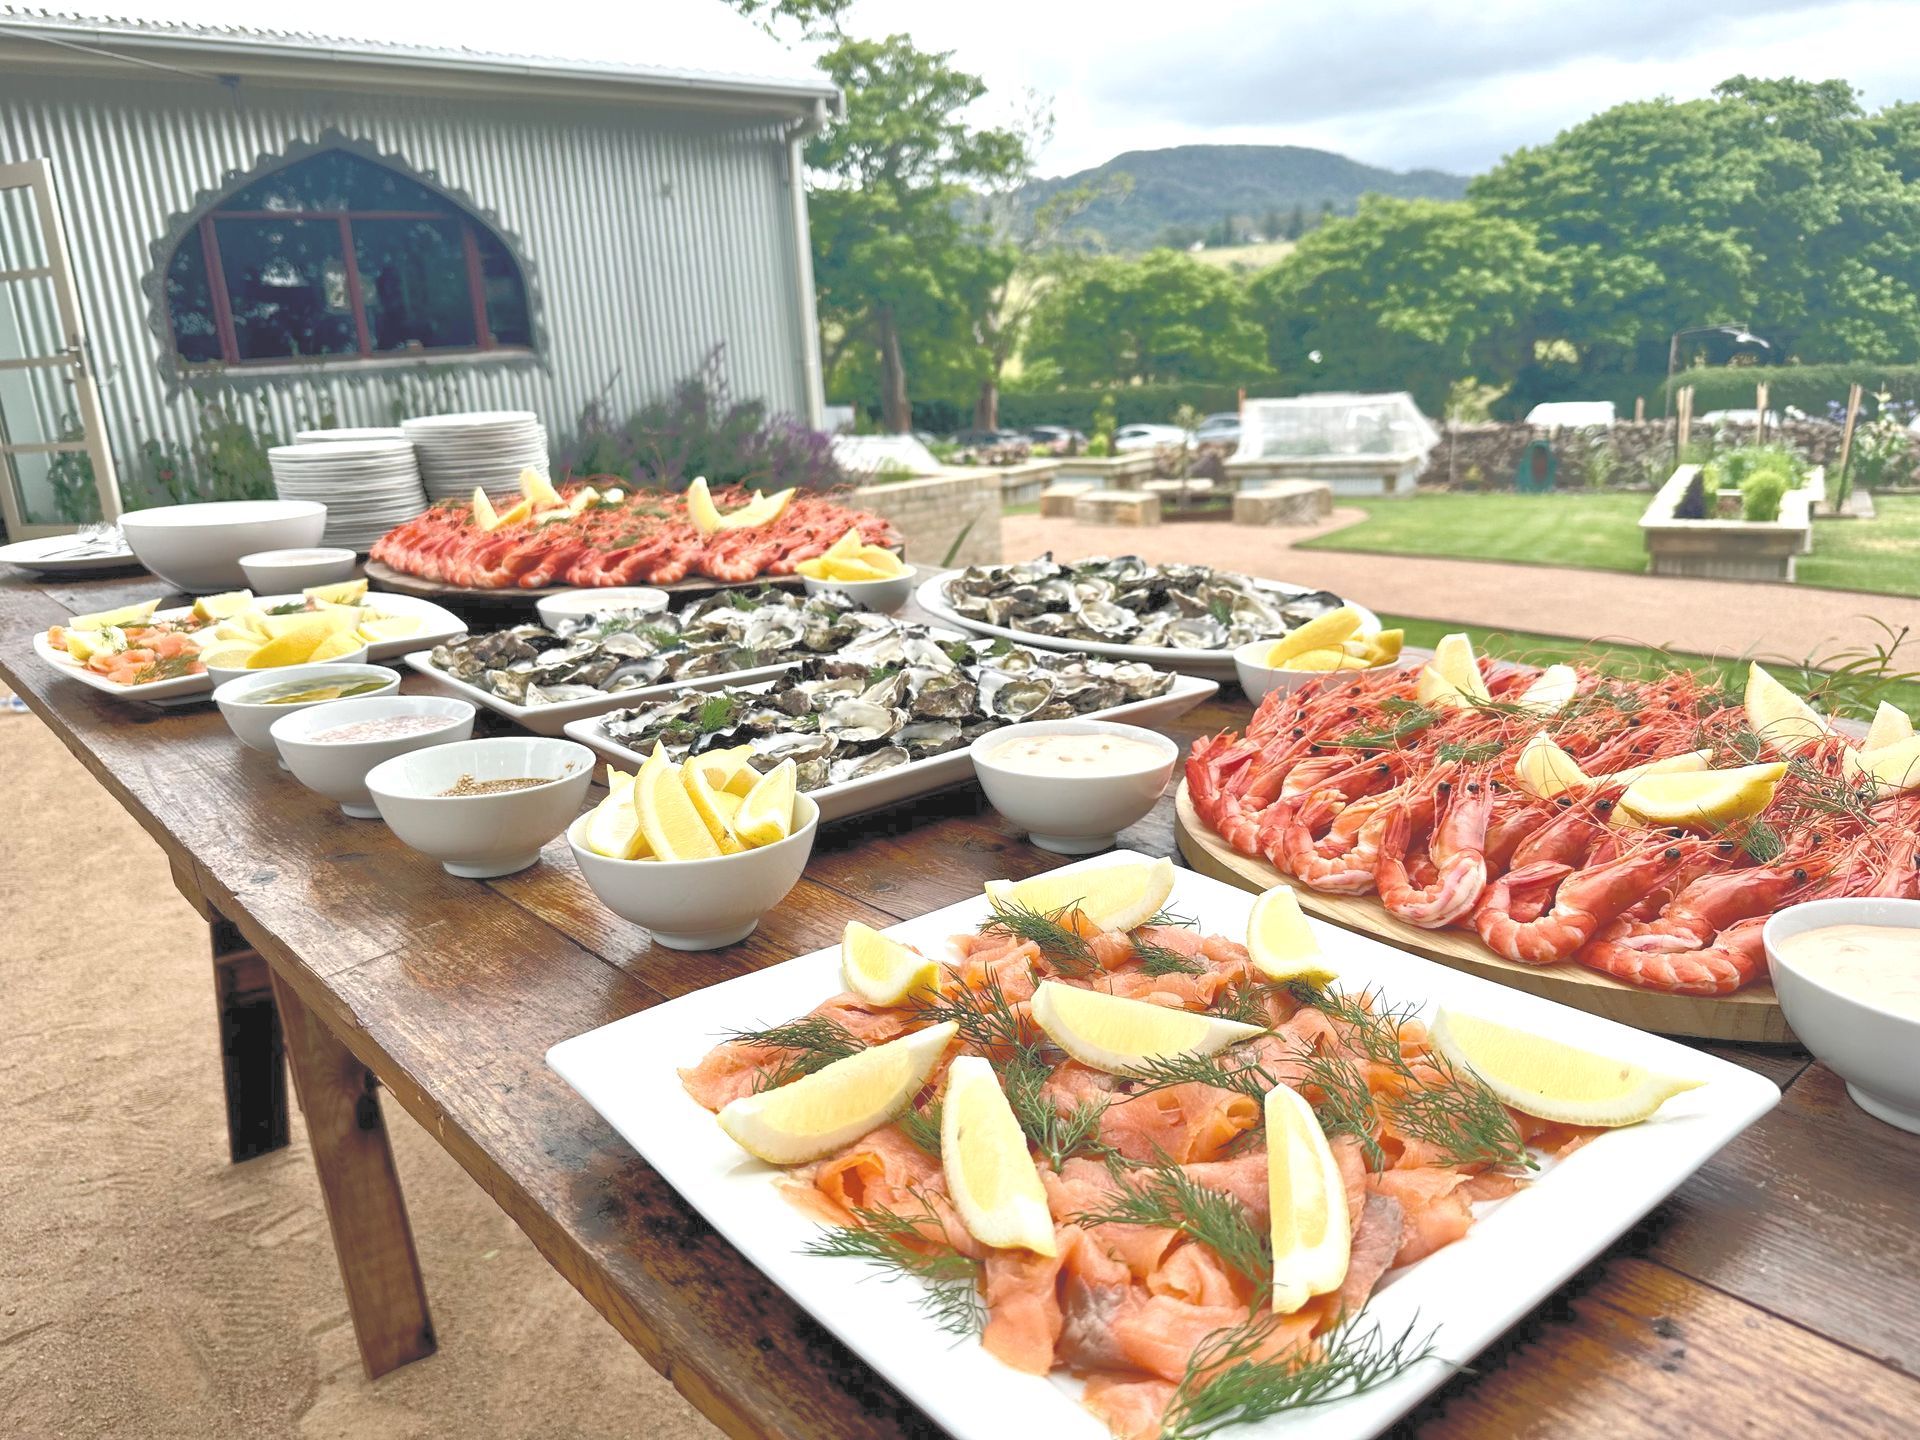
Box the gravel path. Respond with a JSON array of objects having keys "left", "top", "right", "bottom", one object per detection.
[
  {"left": 0, "top": 710, "right": 718, "bottom": 1440},
  {"left": 1003, "top": 511, "right": 1920, "bottom": 662}
]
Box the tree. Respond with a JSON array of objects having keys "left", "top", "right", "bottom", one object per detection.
[
  {"left": 1024, "top": 249, "right": 1270, "bottom": 386},
  {"left": 1283, "top": 203, "right": 1306, "bottom": 240},
  {"left": 1246, "top": 197, "right": 1546, "bottom": 412},
  {"left": 806, "top": 36, "right": 1029, "bottom": 431}
]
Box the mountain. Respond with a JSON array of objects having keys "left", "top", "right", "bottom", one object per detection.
[{"left": 1018, "top": 144, "right": 1470, "bottom": 251}]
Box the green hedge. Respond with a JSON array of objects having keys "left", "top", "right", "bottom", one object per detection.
[
  {"left": 994, "top": 383, "right": 1248, "bottom": 433},
  {"left": 1667, "top": 363, "right": 1920, "bottom": 418}
]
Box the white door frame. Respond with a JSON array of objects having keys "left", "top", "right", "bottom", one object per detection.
[{"left": 0, "top": 158, "right": 121, "bottom": 538}]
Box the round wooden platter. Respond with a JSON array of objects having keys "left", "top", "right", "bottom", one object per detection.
[
  {"left": 364, "top": 558, "right": 806, "bottom": 608},
  {"left": 1173, "top": 780, "right": 1792, "bottom": 1043}
]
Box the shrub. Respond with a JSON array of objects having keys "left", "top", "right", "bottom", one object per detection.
[
  {"left": 1740, "top": 467, "right": 1791, "bottom": 522},
  {"left": 124, "top": 394, "right": 279, "bottom": 509},
  {"left": 1703, "top": 443, "right": 1805, "bottom": 494}
]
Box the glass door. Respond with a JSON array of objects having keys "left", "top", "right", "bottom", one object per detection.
[{"left": 0, "top": 159, "right": 120, "bottom": 539}]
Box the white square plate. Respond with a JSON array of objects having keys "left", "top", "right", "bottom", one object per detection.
[{"left": 548, "top": 852, "right": 1778, "bottom": 1439}]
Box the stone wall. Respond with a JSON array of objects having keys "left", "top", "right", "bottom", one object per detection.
[
  {"left": 1419, "top": 418, "right": 1918, "bottom": 490},
  {"left": 849, "top": 471, "right": 1003, "bottom": 567}
]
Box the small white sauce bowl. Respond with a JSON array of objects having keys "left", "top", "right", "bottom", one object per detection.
[
  {"left": 206, "top": 641, "right": 371, "bottom": 693},
  {"left": 213, "top": 662, "right": 401, "bottom": 764},
  {"left": 1764, "top": 897, "right": 1920, "bottom": 1134},
  {"left": 365, "top": 736, "right": 595, "bottom": 878},
  {"left": 970, "top": 719, "right": 1179, "bottom": 855},
  {"left": 568, "top": 792, "right": 821, "bottom": 950},
  {"left": 800, "top": 564, "right": 918, "bottom": 614},
  {"left": 239, "top": 547, "right": 359, "bottom": 592},
  {"left": 535, "top": 586, "right": 671, "bottom": 629},
  {"left": 1232, "top": 638, "right": 1396, "bottom": 704},
  {"left": 271, "top": 694, "right": 476, "bottom": 818}
]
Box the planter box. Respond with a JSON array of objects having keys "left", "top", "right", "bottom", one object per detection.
[
  {"left": 1640, "top": 465, "right": 1824, "bottom": 581},
  {"left": 850, "top": 470, "right": 1003, "bottom": 568},
  {"left": 1225, "top": 452, "right": 1424, "bottom": 497},
  {"left": 995, "top": 459, "right": 1061, "bottom": 507},
  {"left": 1051, "top": 453, "right": 1157, "bottom": 491}
]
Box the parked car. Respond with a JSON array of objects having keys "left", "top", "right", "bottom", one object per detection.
[
  {"left": 952, "top": 427, "right": 1029, "bottom": 448},
  {"left": 1113, "top": 423, "right": 1194, "bottom": 453},
  {"left": 1193, "top": 412, "right": 1242, "bottom": 444},
  {"left": 1026, "top": 425, "right": 1087, "bottom": 454}
]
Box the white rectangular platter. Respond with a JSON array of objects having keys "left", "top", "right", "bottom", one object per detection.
[
  {"left": 32, "top": 591, "right": 465, "bottom": 704},
  {"left": 562, "top": 672, "right": 1220, "bottom": 821},
  {"left": 406, "top": 652, "right": 798, "bottom": 736},
  {"left": 548, "top": 851, "right": 1779, "bottom": 1440}
]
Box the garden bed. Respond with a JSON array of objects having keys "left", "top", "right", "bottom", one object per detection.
[{"left": 1639, "top": 463, "right": 1824, "bottom": 582}]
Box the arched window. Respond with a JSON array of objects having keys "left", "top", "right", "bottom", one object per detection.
[{"left": 164, "top": 148, "right": 532, "bottom": 368}]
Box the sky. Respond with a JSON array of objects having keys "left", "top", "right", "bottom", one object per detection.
[{"left": 9, "top": 0, "right": 1918, "bottom": 178}]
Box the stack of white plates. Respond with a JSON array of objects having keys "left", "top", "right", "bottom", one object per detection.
[
  {"left": 267, "top": 438, "right": 429, "bottom": 552},
  {"left": 294, "top": 426, "right": 406, "bottom": 443},
  {"left": 401, "top": 410, "right": 551, "bottom": 501}
]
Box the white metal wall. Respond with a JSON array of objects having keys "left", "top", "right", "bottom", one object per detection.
[{"left": 0, "top": 68, "right": 815, "bottom": 507}]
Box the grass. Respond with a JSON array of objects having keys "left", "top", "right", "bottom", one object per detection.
[{"left": 1303, "top": 491, "right": 1920, "bottom": 600}]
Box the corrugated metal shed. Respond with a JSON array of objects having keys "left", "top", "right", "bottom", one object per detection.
[{"left": 0, "top": 5, "right": 835, "bottom": 521}]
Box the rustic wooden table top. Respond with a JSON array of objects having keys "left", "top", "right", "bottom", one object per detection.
[{"left": 3, "top": 569, "right": 1917, "bottom": 1439}]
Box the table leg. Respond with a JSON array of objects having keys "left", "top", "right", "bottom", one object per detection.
[
  {"left": 210, "top": 918, "right": 289, "bottom": 1162},
  {"left": 268, "top": 965, "right": 437, "bottom": 1378}
]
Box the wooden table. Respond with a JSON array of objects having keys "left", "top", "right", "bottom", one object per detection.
[{"left": 4, "top": 571, "right": 1917, "bottom": 1438}]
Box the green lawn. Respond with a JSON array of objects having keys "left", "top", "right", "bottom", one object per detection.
[{"left": 1301, "top": 491, "right": 1920, "bottom": 600}]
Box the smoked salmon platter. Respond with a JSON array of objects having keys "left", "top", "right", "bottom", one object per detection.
[{"left": 548, "top": 852, "right": 1777, "bottom": 1440}]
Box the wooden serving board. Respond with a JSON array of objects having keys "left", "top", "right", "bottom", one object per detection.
[
  {"left": 1173, "top": 780, "right": 1792, "bottom": 1043},
  {"left": 363, "top": 558, "right": 805, "bottom": 608}
]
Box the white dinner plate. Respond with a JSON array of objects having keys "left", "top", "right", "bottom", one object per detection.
[
  {"left": 564, "top": 672, "right": 1219, "bottom": 818},
  {"left": 549, "top": 852, "right": 1778, "bottom": 1440},
  {"left": 915, "top": 572, "right": 1382, "bottom": 682},
  {"left": 0, "top": 533, "right": 144, "bottom": 576}
]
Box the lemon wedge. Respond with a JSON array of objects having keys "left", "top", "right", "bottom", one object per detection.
[
  {"left": 61, "top": 628, "right": 108, "bottom": 662},
  {"left": 1596, "top": 748, "right": 1714, "bottom": 788},
  {"left": 1030, "top": 980, "right": 1265, "bottom": 1077},
  {"left": 1263, "top": 606, "right": 1363, "bottom": 668},
  {"left": 243, "top": 629, "right": 325, "bottom": 669},
  {"left": 1278, "top": 647, "right": 1370, "bottom": 672},
  {"left": 1247, "top": 886, "right": 1335, "bottom": 986},
  {"left": 941, "top": 1056, "right": 1056, "bottom": 1256},
  {"left": 686, "top": 476, "right": 724, "bottom": 536},
  {"left": 1864, "top": 701, "right": 1915, "bottom": 754},
  {"left": 841, "top": 921, "right": 940, "bottom": 1006},
  {"left": 263, "top": 608, "right": 356, "bottom": 639},
  {"left": 734, "top": 759, "right": 798, "bottom": 848},
  {"left": 719, "top": 486, "right": 796, "bottom": 530},
  {"left": 471, "top": 486, "right": 500, "bottom": 530},
  {"left": 566, "top": 486, "right": 601, "bottom": 514},
  {"left": 1429, "top": 1008, "right": 1703, "bottom": 1126},
  {"left": 1417, "top": 631, "right": 1491, "bottom": 709},
  {"left": 1844, "top": 735, "right": 1920, "bottom": 796},
  {"left": 197, "top": 643, "right": 260, "bottom": 670},
  {"left": 68, "top": 598, "right": 161, "bottom": 631},
  {"left": 1514, "top": 731, "right": 1591, "bottom": 799},
  {"left": 520, "top": 467, "right": 564, "bottom": 508},
  {"left": 1517, "top": 663, "right": 1579, "bottom": 715},
  {"left": 983, "top": 857, "right": 1174, "bottom": 935},
  {"left": 357, "top": 614, "right": 423, "bottom": 643},
  {"left": 1617, "top": 762, "right": 1787, "bottom": 828},
  {"left": 585, "top": 766, "right": 649, "bottom": 859},
  {"left": 826, "top": 526, "right": 865, "bottom": 559},
  {"left": 1265, "top": 1081, "right": 1349, "bottom": 1313},
  {"left": 820, "top": 555, "right": 890, "bottom": 582},
  {"left": 717, "top": 1021, "right": 958, "bottom": 1165},
  {"left": 1744, "top": 663, "right": 1828, "bottom": 754},
  {"left": 303, "top": 579, "right": 368, "bottom": 605},
  {"left": 635, "top": 746, "right": 722, "bottom": 861},
  {"left": 192, "top": 589, "right": 254, "bottom": 621},
  {"left": 684, "top": 760, "right": 746, "bottom": 855},
  {"left": 309, "top": 632, "right": 364, "bottom": 662},
  {"left": 688, "top": 744, "right": 758, "bottom": 796}
]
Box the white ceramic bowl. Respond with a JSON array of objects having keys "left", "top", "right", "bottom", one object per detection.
[
  {"left": 121, "top": 500, "right": 327, "bottom": 592},
  {"left": 271, "top": 694, "right": 476, "bottom": 818},
  {"left": 800, "top": 565, "right": 918, "bottom": 614},
  {"left": 1764, "top": 897, "right": 1920, "bottom": 1133},
  {"left": 212, "top": 663, "right": 402, "bottom": 762},
  {"left": 568, "top": 792, "right": 820, "bottom": 949},
  {"left": 1232, "top": 638, "right": 1401, "bottom": 704},
  {"left": 239, "top": 547, "right": 358, "bottom": 592},
  {"left": 535, "top": 587, "right": 670, "bottom": 629},
  {"left": 366, "top": 736, "right": 594, "bottom": 878},
  {"left": 969, "top": 719, "right": 1179, "bottom": 855},
  {"left": 206, "top": 641, "right": 371, "bottom": 692}
]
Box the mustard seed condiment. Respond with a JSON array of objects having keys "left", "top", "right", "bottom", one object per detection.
[{"left": 438, "top": 774, "right": 552, "bottom": 797}]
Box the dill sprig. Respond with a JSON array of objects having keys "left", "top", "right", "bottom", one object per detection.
[
  {"left": 1159, "top": 1311, "right": 1441, "bottom": 1439},
  {"left": 1388, "top": 1048, "right": 1536, "bottom": 1171},
  {"left": 907, "top": 968, "right": 1029, "bottom": 1055},
  {"left": 898, "top": 1099, "right": 943, "bottom": 1157},
  {"left": 1209, "top": 980, "right": 1273, "bottom": 1027},
  {"left": 1079, "top": 1161, "right": 1272, "bottom": 1306},
  {"left": 1133, "top": 935, "right": 1206, "bottom": 976},
  {"left": 1293, "top": 1046, "right": 1385, "bottom": 1169},
  {"left": 1436, "top": 739, "right": 1503, "bottom": 764},
  {"left": 981, "top": 897, "right": 1101, "bottom": 978},
  {"left": 1123, "top": 1044, "right": 1279, "bottom": 1102},
  {"left": 1330, "top": 697, "right": 1439, "bottom": 750},
  {"left": 1002, "top": 1045, "right": 1108, "bottom": 1171},
  {"left": 1144, "top": 906, "right": 1200, "bottom": 929},
  {"left": 801, "top": 1198, "right": 987, "bottom": 1338},
  {"left": 727, "top": 1016, "right": 867, "bottom": 1091}
]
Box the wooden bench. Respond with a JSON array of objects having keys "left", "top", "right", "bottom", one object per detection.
[
  {"left": 1038, "top": 480, "right": 1098, "bottom": 518},
  {"left": 1073, "top": 490, "right": 1161, "bottom": 526},
  {"left": 1232, "top": 478, "right": 1334, "bottom": 526}
]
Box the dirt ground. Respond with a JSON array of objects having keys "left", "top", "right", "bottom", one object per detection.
[{"left": 0, "top": 708, "right": 718, "bottom": 1440}]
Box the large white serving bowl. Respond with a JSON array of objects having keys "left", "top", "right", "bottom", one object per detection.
[
  {"left": 366, "top": 736, "right": 594, "bottom": 878},
  {"left": 535, "top": 586, "right": 670, "bottom": 629},
  {"left": 271, "top": 694, "right": 476, "bottom": 818},
  {"left": 969, "top": 719, "right": 1178, "bottom": 855},
  {"left": 239, "top": 547, "right": 358, "bottom": 592},
  {"left": 800, "top": 564, "right": 917, "bottom": 614},
  {"left": 206, "top": 641, "right": 370, "bottom": 691},
  {"left": 568, "top": 792, "right": 820, "bottom": 950},
  {"left": 213, "top": 663, "right": 401, "bottom": 762},
  {"left": 120, "top": 500, "right": 326, "bottom": 591},
  {"left": 1764, "top": 897, "right": 1920, "bottom": 1133},
  {"left": 1232, "top": 638, "right": 1404, "bottom": 704}
]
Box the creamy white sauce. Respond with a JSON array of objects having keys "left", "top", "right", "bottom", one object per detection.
[
  {"left": 1776, "top": 923, "right": 1920, "bottom": 1021},
  {"left": 988, "top": 733, "right": 1166, "bottom": 776}
]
